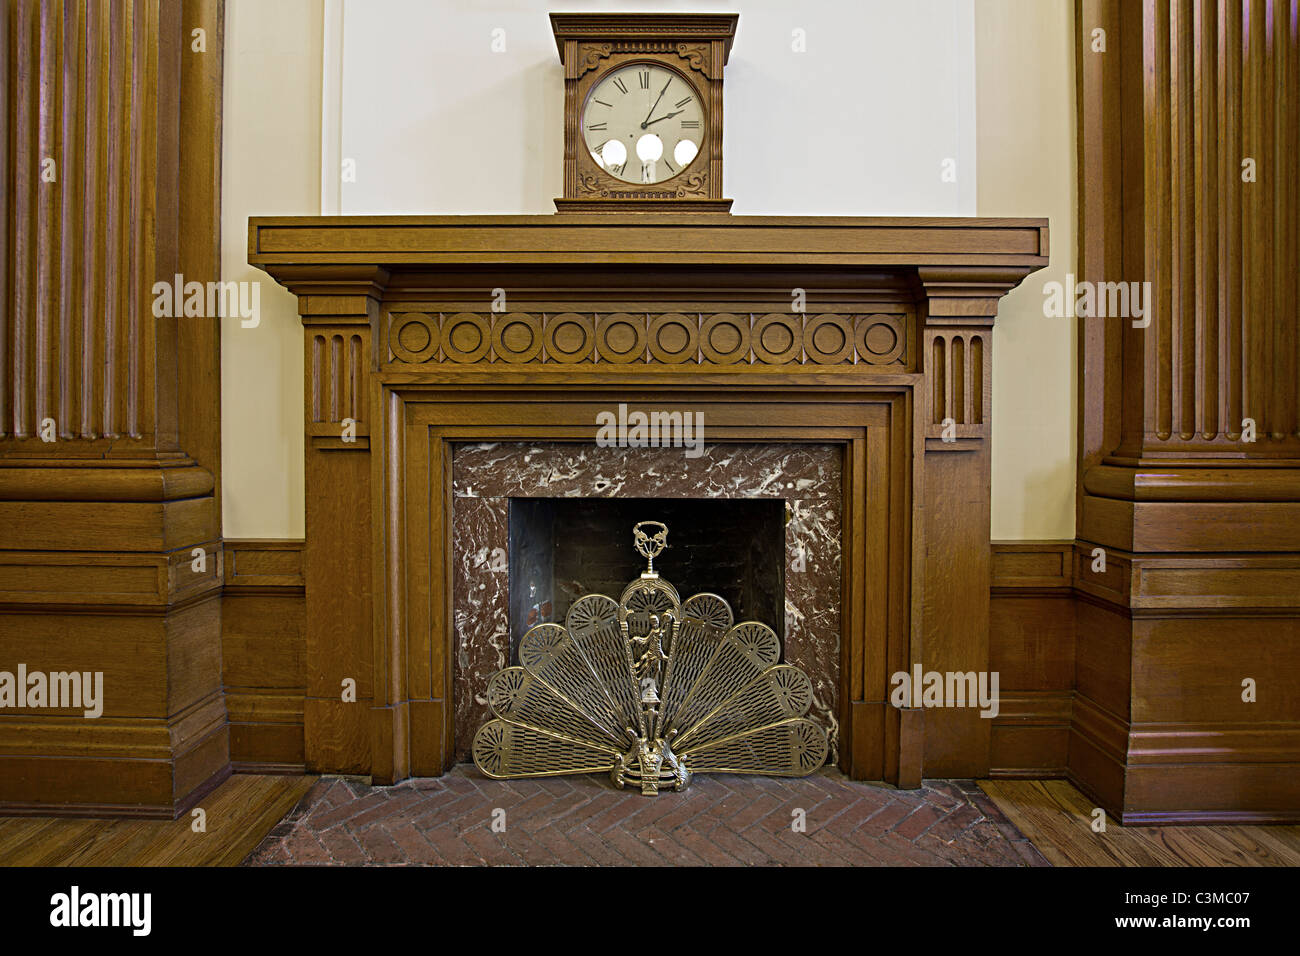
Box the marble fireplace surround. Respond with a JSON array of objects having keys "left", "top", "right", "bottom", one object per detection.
[
  {"left": 249, "top": 215, "right": 1048, "bottom": 788},
  {"left": 451, "top": 441, "right": 844, "bottom": 764}
]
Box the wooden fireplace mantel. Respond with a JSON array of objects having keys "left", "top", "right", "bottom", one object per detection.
[
  {"left": 250, "top": 217, "right": 1046, "bottom": 318},
  {"left": 249, "top": 214, "right": 1047, "bottom": 787},
  {"left": 249, "top": 215, "right": 1048, "bottom": 269}
]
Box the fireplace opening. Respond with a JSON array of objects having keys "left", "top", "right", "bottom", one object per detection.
[
  {"left": 507, "top": 497, "right": 786, "bottom": 664},
  {"left": 452, "top": 441, "right": 842, "bottom": 764}
]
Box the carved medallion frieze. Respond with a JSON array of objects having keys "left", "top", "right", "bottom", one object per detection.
[{"left": 384, "top": 310, "right": 912, "bottom": 369}]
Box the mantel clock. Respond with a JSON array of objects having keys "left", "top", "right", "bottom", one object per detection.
[{"left": 550, "top": 12, "right": 737, "bottom": 213}]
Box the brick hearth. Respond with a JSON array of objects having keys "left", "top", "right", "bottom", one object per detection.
[{"left": 244, "top": 768, "right": 1049, "bottom": 867}]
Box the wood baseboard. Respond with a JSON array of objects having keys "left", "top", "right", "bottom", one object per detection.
[
  {"left": 231, "top": 761, "right": 308, "bottom": 775},
  {"left": 989, "top": 690, "right": 1073, "bottom": 777},
  {"left": 988, "top": 768, "right": 1069, "bottom": 779},
  {"left": 1116, "top": 808, "right": 1300, "bottom": 826},
  {"left": 0, "top": 760, "right": 231, "bottom": 821}
]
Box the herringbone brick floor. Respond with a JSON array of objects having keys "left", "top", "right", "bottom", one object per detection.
[{"left": 244, "top": 766, "right": 1050, "bottom": 867}]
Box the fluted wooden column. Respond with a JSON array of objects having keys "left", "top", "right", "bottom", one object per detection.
[
  {"left": 1076, "top": 0, "right": 1300, "bottom": 822},
  {"left": 1097, "top": 0, "right": 1297, "bottom": 461},
  {"left": 0, "top": 0, "right": 226, "bottom": 817}
]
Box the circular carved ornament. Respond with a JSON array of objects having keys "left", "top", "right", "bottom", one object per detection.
[
  {"left": 699, "top": 313, "right": 751, "bottom": 365},
  {"left": 751, "top": 313, "right": 803, "bottom": 364},
  {"left": 855, "top": 314, "right": 906, "bottom": 366},
  {"left": 595, "top": 313, "right": 647, "bottom": 363},
  {"left": 492, "top": 313, "right": 543, "bottom": 364},
  {"left": 647, "top": 313, "right": 699, "bottom": 364},
  {"left": 441, "top": 312, "right": 492, "bottom": 363},
  {"left": 389, "top": 312, "right": 439, "bottom": 364},
  {"left": 545, "top": 313, "right": 594, "bottom": 363},
  {"left": 803, "top": 314, "right": 854, "bottom": 365}
]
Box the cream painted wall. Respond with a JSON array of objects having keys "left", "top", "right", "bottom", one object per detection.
[
  {"left": 333, "top": 0, "right": 977, "bottom": 216},
  {"left": 975, "top": 0, "right": 1077, "bottom": 540},
  {"left": 219, "top": 0, "right": 1077, "bottom": 542},
  {"left": 220, "top": 0, "right": 322, "bottom": 538}
]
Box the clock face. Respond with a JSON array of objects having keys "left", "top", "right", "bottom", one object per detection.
[{"left": 582, "top": 63, "right": 705, "bottom": 185}]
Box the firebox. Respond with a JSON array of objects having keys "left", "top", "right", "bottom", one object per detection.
[{"left": 507, "top": 496, "right": 786, "bottom": 665}]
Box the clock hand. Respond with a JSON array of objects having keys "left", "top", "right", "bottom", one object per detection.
[
  {"left": 641, "top": 77, "right": 672, "bottom": 129},
  {"left": 643, "top": 110, "right": 684, "bottom": 127}
]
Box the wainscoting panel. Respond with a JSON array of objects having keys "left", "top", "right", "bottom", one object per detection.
[
  {"left": 990, "top": 542, "right": 1075, "bottom": 778},
  {"left": 222, "top": 541, "right": 306, "bottom": 772}
]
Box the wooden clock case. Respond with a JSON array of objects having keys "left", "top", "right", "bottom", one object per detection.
[{"left": 551, "top": 12, "right": 737, "bottom": 213}]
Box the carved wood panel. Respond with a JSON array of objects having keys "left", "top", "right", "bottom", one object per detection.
[
  {"left": 383, "top": 310, "right": 911, "bottom": 369},
  {"left": 309, "top": 331, "right": 368, "bottom": 423},
  {"left": 302, "top": 296, "right": 373, "bottom": 450},
  {"left": 923, "top": 328, "right": 990, "bottom": 443}
]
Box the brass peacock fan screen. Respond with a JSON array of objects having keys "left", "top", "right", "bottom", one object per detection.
[{"left": 472, "top": 521, "right": 829, "bottom": 795}]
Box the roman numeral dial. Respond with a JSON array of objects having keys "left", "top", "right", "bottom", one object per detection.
[{"left": 581, "top": 63, "right": 706, "bottom": 186}]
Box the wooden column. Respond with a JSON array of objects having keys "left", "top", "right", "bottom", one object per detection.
[
  {"left": 1075, "top": 0, "right": 1300, "bottom": 821},
  {"left": 296, "top": 282, "right": 382, "bottom": 779},
  {"left": 0, "top": 0, "right": 226, "bottom": 817},
  {"left": 917, "top": 265, "right": 1036, "bottom": 779}
]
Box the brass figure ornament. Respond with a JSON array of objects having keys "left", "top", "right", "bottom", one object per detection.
[{"left": 472, "top": 522, "right": 829, "bottom": 795}]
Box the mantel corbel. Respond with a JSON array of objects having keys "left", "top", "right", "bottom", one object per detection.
[
  {"left": 261, "top": 264, "right": 391, "bottom": 303},
  {"left": 915, "top": 265, "right": 1035, "bottom": 322}
]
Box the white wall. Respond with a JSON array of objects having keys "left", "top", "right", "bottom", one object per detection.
[
  {"left": 221, "top": 0, "right": 1077, "bottom": 542},
  {"left": 976, "top": 0, "right": 1076, "bottom": 540},
  {"left": 332, "top": 0, "right": 976, "bottom": 216},
  {"left": 221, "top": 0, "right": 321, "bottom": 539}
]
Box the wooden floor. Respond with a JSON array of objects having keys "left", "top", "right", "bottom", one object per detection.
[
  {"left": 981, "top": 779, "right": 1300, "bottom": 867},
  {"left": 0, "top": 774, "right": 314, "bottom": 867}
]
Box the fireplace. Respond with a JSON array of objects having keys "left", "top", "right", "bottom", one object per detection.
[
  {"left": 452, "top": 441, "right": 843, "bottom": 763},
  {"left": 249, "top": 214, "right": 1048, "bottom": 787}
]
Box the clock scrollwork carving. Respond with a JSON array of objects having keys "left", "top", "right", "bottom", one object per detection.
[
  {"left": 674, "top": 43, "right": 713, "bottom": 77},
  {"left": 679, "top": 172, "right": 708, "bottom": 197},
  {"left": 575, "top": 42, "right": 612, "bottom": 78}
]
